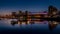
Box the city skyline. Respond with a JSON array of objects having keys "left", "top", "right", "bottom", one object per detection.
[{"left": 0, "top": 0, "right": 60, "bottom": 33}]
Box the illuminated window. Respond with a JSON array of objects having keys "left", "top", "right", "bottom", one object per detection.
[{"left": 52, "top": 11, "right": 56, "bottom": 15}]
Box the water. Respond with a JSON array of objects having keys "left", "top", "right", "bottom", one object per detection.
[{"left": 0, "top": 19, "right": 60, "bottom": 34}]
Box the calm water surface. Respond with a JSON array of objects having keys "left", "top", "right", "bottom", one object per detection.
[{"left": 0, "top": 19, "right": 60, "bottom": 34}]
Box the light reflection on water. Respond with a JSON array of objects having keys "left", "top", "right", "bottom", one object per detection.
[{"left": 0, "top": 19, "right": 60, "bottom": 33}]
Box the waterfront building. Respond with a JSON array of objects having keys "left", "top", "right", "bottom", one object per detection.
[{"left": 48, "top": 6, "right": 58, "bottom": 17}]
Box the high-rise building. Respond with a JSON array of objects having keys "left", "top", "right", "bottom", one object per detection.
[
  {"left": 48, "top": 5, "right": 58, "bottom": 17},
  {"left": 12, "top": 12, "right": 16, "bottom": 18}
]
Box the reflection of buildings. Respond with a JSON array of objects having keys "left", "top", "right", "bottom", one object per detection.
[
  {"left": 10, "top": 10, "right": 48, "bottom": 25},
  {"left": 0, "top": 5, "right": 60, "bottom": 25},
  {"left": 48, "top": 21, "right": 58, "bottom": 30},
  {"left": 8, "top": 6, "right": 60, "bottom": 30}
]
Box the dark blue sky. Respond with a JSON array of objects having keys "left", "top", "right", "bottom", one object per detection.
[{"left": 0, "top": 0, "right": 60, "bottom": 12}]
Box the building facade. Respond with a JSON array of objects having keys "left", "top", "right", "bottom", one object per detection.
[{"left": 48, "top": 6, "right": 58, "bottom": 17}]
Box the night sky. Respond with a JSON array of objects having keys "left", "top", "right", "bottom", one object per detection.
[{"left": 0, "top": 0, "right": 60, "bottom": 13}]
